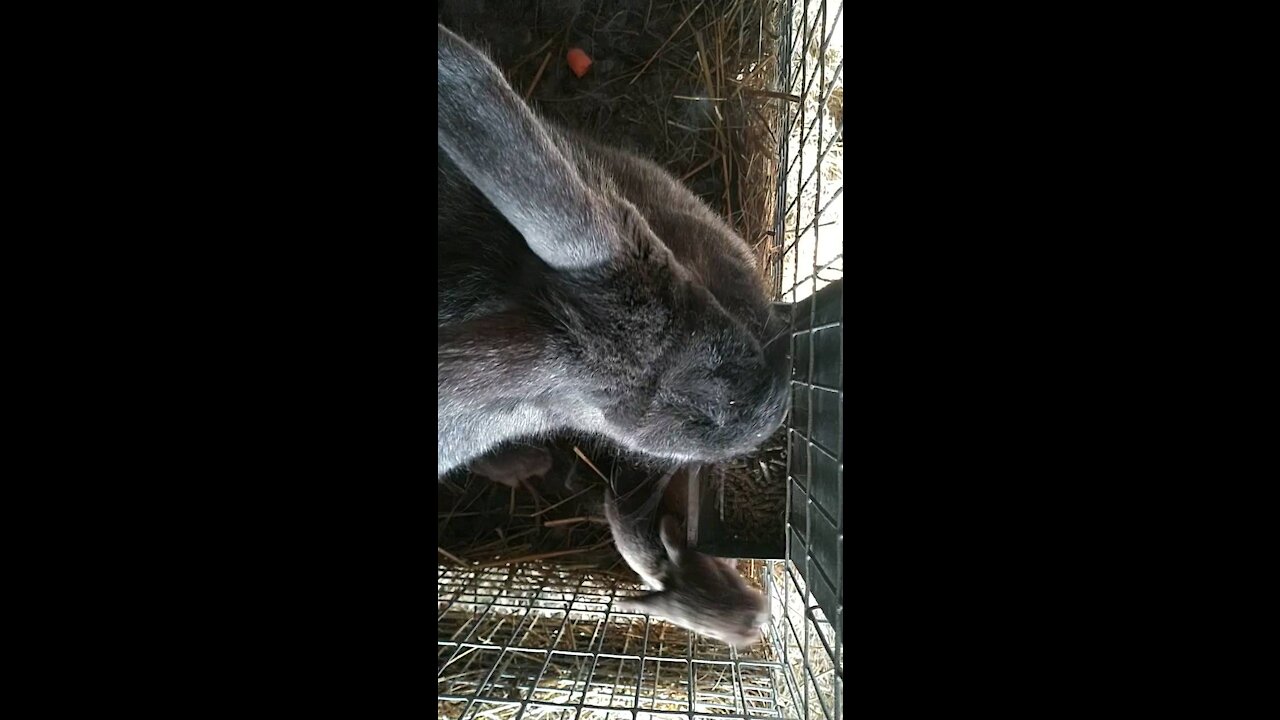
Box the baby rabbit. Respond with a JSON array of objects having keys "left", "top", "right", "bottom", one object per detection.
[
  {"left": 468, "top": 444, "right": 553, "bottom": 489},
  {"left": 437, "top": 24, "right": 790, "bottom": 479},
  {"left": 604, "top": 465, "right": 770, "bottom": 649}
]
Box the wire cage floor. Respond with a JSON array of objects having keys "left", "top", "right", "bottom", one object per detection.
[
  {"left": 438, "top": 559, "right": 839, "bottom": 719},
  {"left": 439, "top": 0, "right": 843, "bottom": 717}
]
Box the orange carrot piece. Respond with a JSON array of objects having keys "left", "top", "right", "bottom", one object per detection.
[{"left": 567, "top": 48, "right": 593, "bottom": 78}]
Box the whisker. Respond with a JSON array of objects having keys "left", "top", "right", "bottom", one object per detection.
[{"left": 761, "top": 325, "right": 790, "bottom": 350}]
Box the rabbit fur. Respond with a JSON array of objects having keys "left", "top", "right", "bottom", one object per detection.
[
  {"left": 438, "top": 24, "right": 789, "bottom": 478},
  {"left": 604, "top": 464, "right": 770, "bottom": 649}
]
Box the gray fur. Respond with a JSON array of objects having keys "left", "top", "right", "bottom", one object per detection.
[
  {"left": 604, "top": 469, "right": 678, "bottom": 591},
  {"left": 438, "top": 24, "right": 789, "bottom": 478},
  {"left": 468, "top": 444, "right": 553, "bottom": 488},
  {"left": 604, "top": 466, "right": 770, "bottom": 649}
]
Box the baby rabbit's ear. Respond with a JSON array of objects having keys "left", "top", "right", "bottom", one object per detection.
[
  {"left": 658, "top": 514, "right": 688, "bottom": 565},
  {"left": 437, "top": 24, "right": 619, "bottom": 271}
]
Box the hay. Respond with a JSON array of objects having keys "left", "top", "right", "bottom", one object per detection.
[
  {"left": 699, "top": 423, "right": 789, "bottom": 556},
  {"left": 439, "top": 0, "right": 785, "bottom": 279},
  {"left": 437, "top": 441, "right": 633, "bottom": 580}
]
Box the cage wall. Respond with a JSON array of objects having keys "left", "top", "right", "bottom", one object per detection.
[{"left": 766, "top": 0, "right": 844, "bottom": 718}]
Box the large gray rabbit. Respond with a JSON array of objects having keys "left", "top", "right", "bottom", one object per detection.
[{"left": 438, "top": 24, "right": 789, "bottom": 478}]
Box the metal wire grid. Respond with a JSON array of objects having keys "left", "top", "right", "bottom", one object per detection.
[
  {"left": 438, "top": 562, "right": 806, "bottom": 719},
  {"left": 767, "top": 1, "right": 844, "bottom": 720},
  {"left": 769, "top": 0, "right": 844, "bottom": 301}
]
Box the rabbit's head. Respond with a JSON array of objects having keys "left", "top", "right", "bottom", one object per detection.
[
  {"left": 543, "top": 221, "right": 789, "bottom": 462},
  {"left": 616, "top": 515, "right": 770, "bottom": 649},
  {"left": 439, "top": 24, "right": 788, "bottom": 464}
]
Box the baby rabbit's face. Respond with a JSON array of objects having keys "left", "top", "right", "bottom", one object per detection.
[
  {"left": 719, "top": 597, "right": 772, "bottom": 649},
  {"left": 622, "top": 555, "right": 770, "bottom": 649}
]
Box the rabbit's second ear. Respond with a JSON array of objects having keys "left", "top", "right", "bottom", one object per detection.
[
  {"left": 437, "top": 24, "right": 618, "bottom": 271},
  {"left": 617, "top": 591, "right": 669, "bottom": 616}
]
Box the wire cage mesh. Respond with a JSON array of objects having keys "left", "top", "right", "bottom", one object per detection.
[
  {"left": 438, "top": 0, "right": 843, "bottom": 717},
  {"left": 765, "top": 0, "right": 843, "bottom": 716},
  {"left": 438, "top": 562, "right": 796, "bottom": 719}
]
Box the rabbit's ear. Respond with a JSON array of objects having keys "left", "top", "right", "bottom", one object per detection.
[
  {"left": 438, "top": 24, "right": 618, "bottom": 270},
  {"left": 658, "top": 514, "right": 687, "bottom": 565}
]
